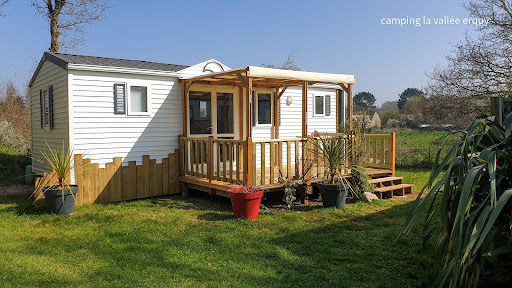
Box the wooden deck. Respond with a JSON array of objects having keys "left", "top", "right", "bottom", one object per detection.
[{"left": 179, "top": 167, "right": 393, "bottom": 198}]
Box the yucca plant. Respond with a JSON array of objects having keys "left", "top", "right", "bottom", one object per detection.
[
  {"left": 32, "top": 142, "right": 79, "bottom": 214},
  {"left": 309, "top": 135, "right": 347, "bottom": 185},
  {"left": 401, "top": 114, "right": 512, "bottom": 287}
]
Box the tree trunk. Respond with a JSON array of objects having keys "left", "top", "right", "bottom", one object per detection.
[{"left": 50, "top": 17, "right": 59, "bottom": 52}]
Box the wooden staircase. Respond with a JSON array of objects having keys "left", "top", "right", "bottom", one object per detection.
[{"left": 369, "top": 176, "right": 414, "bottom": 199}]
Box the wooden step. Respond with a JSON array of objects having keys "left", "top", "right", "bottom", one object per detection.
[
  {"left": 373, "top": 184, "right": 414, "bottom": 198},
  {"left": 368, "top": 176, "right": 403, "bottom": 187}
]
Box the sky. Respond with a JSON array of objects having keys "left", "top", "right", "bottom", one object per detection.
[{"left": 0, "top": 0, "right": 474, "bottom": 105}]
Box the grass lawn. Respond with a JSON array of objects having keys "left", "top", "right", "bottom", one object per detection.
[{"left": 0, "top": 168, "right": 433, "bottom": 288}]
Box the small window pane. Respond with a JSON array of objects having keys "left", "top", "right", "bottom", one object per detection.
[
  {"left": 315, "top": 96, "right": 324, "bottom": 115},
  {"left": 217, "top": 92, "right": 233, "bottom": 134},
  {"left": 130, "top": 86, "right": 148, "bottom": 113},
  {"left": 258, "top": 93, "right": 271, "bottom": 124},
  {"left": 189, "top": 91, "right": 212, "bottom": 134}
]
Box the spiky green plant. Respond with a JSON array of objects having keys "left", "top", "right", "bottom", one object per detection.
[
  {"left": 32, "top": 142, "right": 76, "bottom": 202},
  {"left": 309, "top": 135, "right": 347, "bottom": 185},
  {"left": 401, "top": 114, "right": 512, "bottom": 288}
]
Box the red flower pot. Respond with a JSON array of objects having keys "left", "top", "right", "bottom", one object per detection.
[{"left": 228, "top": 188, "right": 264, "bottom": 220}]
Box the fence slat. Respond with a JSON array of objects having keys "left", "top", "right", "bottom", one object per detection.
[
  {"left": 74, "top": 154, "right": 84, "bottom": 206},
  {"left": 156, "top": 163, "right": 163, "bottom": 196},
  {"left": 143, "top": 155, "right": 150, "bottom": 198},
  {"left": 91, "top": 163, "right": 99, "bottom": 203},
  {"left": 106, "top": 162, "right": 115, "bottom": 203},
  {"left": 162, "top": 158, "right": 169, "bottom": 195},
  {"left": 136, "top": 164, "right": 143, "bottom": 199},
  {"left": 169, "top": 153, "right": 178, "bottom": 194},
  {"left": 150, "top": 158, "right": 157, "bottom": 197},
  {"left": 121, "top": 166, "right": 129, "bottom": 201},
  {"left": 98, "top": 167, "right": 107, "bottom": 203},
  {"left": 129, "top": 161, "right": 137, "bottom": 200},
  {"left": 269, "top": 141, "right": 275, "bottom": 184},
  {"left": 114, "top": 157, "right": 122, "bottom": 202}
]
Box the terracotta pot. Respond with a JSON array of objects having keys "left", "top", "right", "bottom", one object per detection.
[{"left": 228, "top": 189, "right": 264, "bottom": 220}]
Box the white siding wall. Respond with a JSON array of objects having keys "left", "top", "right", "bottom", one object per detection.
[
  {"left": 30, "top": 61, "right": 69, "bottom": 174},
  {"left": 70, "top": 70, "right": 182, "bottom": 167}
]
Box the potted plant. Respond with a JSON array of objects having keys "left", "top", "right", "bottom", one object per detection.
[
  {"left": 32, "top": 143, "right": 79, "bottom": 215},
  {"left": 228, "top": 178, "right": 264, "bottom": 220},
  {"left": 309, "top": 135, "right": 351, "bottom": 209}
]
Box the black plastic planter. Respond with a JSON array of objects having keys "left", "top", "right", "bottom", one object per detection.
[
  {"left": 318, "top": 184, "right": 347, "bottom": 209},
  {"left": 44, "top": 185, "right": 79, "bottom": 215}
]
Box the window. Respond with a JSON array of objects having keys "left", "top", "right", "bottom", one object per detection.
[
  {"left": 314, "top": 95, "right": 324, "bottom": 116},
  {"left": 43, "top": 90, "right": 49, "bottom": 128},
  {"left": 127, "top": 85, "right": 150, "bottom": 115},
  {"left": 253, "top": 92, "right": 272, "bottom": 125},
  {"left": 189, "top": 91, "right": 212, "bottom": 134}
]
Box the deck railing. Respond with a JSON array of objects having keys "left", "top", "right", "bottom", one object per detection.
[
  {"left": 251, "top": 138, "right": 307, "bottom": 185},
  {"left": 179, "top": 132, "right": 396, "bottom": 187},
  {"left": 366, "top": 133, "right": 396, "bottom": 175},
  {"left": 179, "top": 136, "right": 247, "bottom": 184}
]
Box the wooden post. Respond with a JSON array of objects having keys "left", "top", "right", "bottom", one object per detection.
[
  {"left": 245, "top": 137, "right": 253, "bottom": 186},
  {"left": 246, "top": 76, "right": 253, "bottom": 138},
  {"left": 239, "top": 86, "right": 244, "bottom": 140},
  {"left": 390, "top": 132, "right": 396, "bottom": 176},
  {"left": 182, "top": 80, "right": 191, "bottom": 136},
  {"left": 274, "top": 87, "right": 280, "bottom": 166},
  {"left": 302, "top": 81, "right": 308, "bottom": 138},
  {"left": 347, "top": 83, "right": 353, "bottom": 130}
]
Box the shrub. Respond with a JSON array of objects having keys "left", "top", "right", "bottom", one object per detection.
[{"left": 402, "top": 114, "right": 512, "bottom": 287}]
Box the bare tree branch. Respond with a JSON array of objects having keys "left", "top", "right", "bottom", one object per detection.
[
  {"left": 0, "top": 0, "right": 11, "bottom": 16},
  {"left": 32, "top": 0, "right": 112, "bottom": 52},
  {"left": 261, "top": 50, "right": 301, "bottom": 71},
  {"left": 430, "top": 0, "right": 512, "bottom": 98}
]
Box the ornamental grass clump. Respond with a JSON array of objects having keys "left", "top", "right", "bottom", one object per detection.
[
  {"left": 401, "top": 114, "right": 512, "bottom": 288},
  {"left": 32, "top": 142, "right": 76, "bottom": 202}
]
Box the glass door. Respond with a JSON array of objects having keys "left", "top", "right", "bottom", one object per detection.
[
  {"left": 189, "top": 91, "right": 212, "bottom": 135},
  {"left": 189, "top": 90, "right": 236, "bottom": 139}
]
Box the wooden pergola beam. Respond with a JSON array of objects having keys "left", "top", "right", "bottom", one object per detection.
[{"left": 276, "top": 86, "right": 288, "bottom": 101}]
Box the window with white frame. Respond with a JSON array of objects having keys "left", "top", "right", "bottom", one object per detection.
[
  {"left": 314, "top": 95, "right": 325, "bottom": 116},
  {"left": 252, "top": 92, "right": 272, "bottom": 125},
  {"left": 127, "top": 84, "right": 151, "bottom": 116}
]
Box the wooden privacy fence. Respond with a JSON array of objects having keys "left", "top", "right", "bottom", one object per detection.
[
  {"left": 180, "top": 136, "right": 247, "bottom": 184},
  {"left": 73, "top": 153, "right": 179, "bottom": 206}
]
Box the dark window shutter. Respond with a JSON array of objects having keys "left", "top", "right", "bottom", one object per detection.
[
  {"left": 39, "top": 90, "right": 44, "bottom": 129},
  {"left": 48, "top": 85, "right": 54, "bottom": 129},
  {"left": 325, "top": 95, "right": 331, "bottom": 116},
  {"left": 114, "top": 83, "right": 126, "bottom": 114},
  {"left": 251, "top": 91, "right": 255, "bottom": 126}
]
